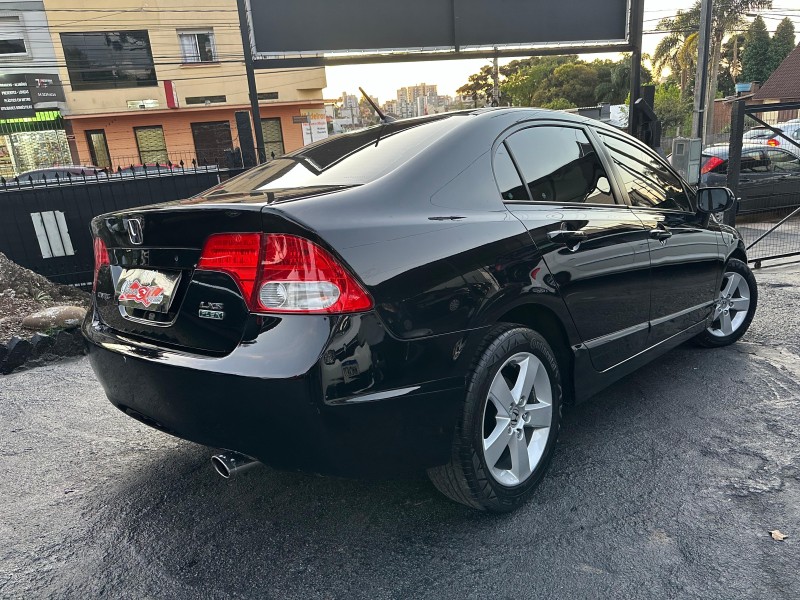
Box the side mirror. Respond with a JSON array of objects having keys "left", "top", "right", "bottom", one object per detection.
[{"left": 697, "top": 186, "right": 735, "bottom": 214}]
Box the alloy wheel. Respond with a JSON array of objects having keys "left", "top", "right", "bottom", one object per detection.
[
  {"left": 482, "top": 352, "right": 552, "bottom": 486},
  {"left": 708, "top": 271, "right": 751, "bottom": 338}
]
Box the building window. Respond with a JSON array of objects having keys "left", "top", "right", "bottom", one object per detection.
[
  {"left": 61, "top": 31, "right": 157, "bottom": 91},
  {"left": 257, "top": 92, "right": 279, "bottom": 101},
  {"left": 179, "top": 31, "right": 216, "bottom": 63},
  {"left": 134, "top": 126, "right": 168, "bottom": 165},
  {"left": 185, "top": 95, "right": 226, "bottom": 105},
  {"left": 0, "top": 15, "right": 27, "bottom": 56},
  {"left": 86, "top": 130, "right": 111, "bottom": 169},
  {"left": 261, "top": 118, "right": 284, "bottom": 159}
]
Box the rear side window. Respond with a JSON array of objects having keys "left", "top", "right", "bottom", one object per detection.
[
  {"left": 598, "top": 132, "right": 692, "bottom": 212},
  {"left": 493, "top": 143, "right": 529, "bottom": 201},
  {"left": 741, "top": 151, "right": 770, "bottom": 173},
  {"left": 505, "top": 126, "right": 616, "bottom": 205}
]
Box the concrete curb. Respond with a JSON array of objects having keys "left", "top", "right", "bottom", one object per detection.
[{"left": 0, "top": 328, "right": 86, "bottom": 375}]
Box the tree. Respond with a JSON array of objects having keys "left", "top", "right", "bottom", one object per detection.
[
  {"left": 456, "top": 65, "right": 494, "bottom": 106},
  {"left": 741, "top": 16, "right": 773, "bottom": 83},
  {"left": 652, "top": 9, "right": 700, "bottom": 97},
  {"left": 718, "top": 33, "right": 746, "bottom": 96},
  {"left": 704, "top": 1, "right": 772, "bottom": 135},
  {"left": 769, "top": 18, "right": 796, "bottom": 73},
  {"left": 654, "top": 84, "right": 692, "bottom": 137}
]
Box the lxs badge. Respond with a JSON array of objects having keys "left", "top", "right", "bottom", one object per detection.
[{"left": 199, "top": 302, "right": 225, "bottom": 320}]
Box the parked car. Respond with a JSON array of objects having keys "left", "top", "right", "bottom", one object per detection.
[
  {"left": 742, "top": 122, "right": 800, "bottom": 154},
  {"left": 85, "top": 109, "right": 756, "bottom": 512},
  {"left": 701, "top": 144, "right": 800, "bottom": 214},
  {"left": 14, "top": 165, "right": 107, "bottom": 184}
]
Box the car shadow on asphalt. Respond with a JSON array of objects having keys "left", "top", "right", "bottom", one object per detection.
[{"left": 82, "top": 343, "right": 762, "bottom": 596}]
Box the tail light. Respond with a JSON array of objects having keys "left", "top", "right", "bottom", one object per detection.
[
  {"left": 767, "top": 138, "right": 780, "bottom": 147},
  {"left": 701, "top": 156, "right": 724, "bottom": 174},
  {"left": 197, "top": 233, "right": 263, "bottom": 302},
  {"left": 197, "top": 233, "right": 373, "bottom": 314},
  {"left": 93, "top": 237, "right": 110, "bottom": 292}
]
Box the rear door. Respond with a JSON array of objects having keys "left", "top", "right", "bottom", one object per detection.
[
  {"left": 595, "top": 130, "right": 721, "bottom": 346},
  {"left": 500, "top": 123, "right": 652, "bottom": 372}
]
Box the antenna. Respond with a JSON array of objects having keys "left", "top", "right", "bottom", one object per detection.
[{"left": 358, "top": 87, "right": 396, "bottom": 124}]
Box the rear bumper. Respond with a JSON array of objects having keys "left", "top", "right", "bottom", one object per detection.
[{"left": 84, "top": 312, "right": 468, "bottom": 477}]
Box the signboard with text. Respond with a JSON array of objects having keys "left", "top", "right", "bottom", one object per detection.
[
  {"left": 0, "top": 73, "right": 65, "bottom": 119},
  {"left": 300, "top": 110, "right": 329, "bottom": 145}
]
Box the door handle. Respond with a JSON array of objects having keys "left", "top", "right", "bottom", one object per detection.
[
  {"left": 548, "top": 230, "right": 587, "bottom": 246},
  {"left": 649, "top": 226, "right": 673, "bottom": 241}
]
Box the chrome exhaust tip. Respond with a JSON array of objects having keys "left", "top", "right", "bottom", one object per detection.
[{"left": 211, "top": 451, "right": 257, "bottom": 479}]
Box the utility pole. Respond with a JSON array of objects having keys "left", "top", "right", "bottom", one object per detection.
[
  {"left": 236, "top": 0, "right": 266, "bottom": 163},
  {"left": 692, "top": 0, "right": 713, "bottom": 143},
  {"left": 491, "top": 49, "right": 500, "bottom": 107},
  {"left": 628, "top": 0, "right": 644, "bottom": 138}
]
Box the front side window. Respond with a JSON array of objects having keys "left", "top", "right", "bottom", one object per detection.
[
  {"left": 0, "top": 15, "right": 26, "bottom": 56},
  {"left": 61, "top": 31, "right": 157, "bottom": 91},
  {"left": 505, "top": 126, "right": 616, "bottom": 205},
  {"left": 179, "top": 31, "right": 216, "bottom": 63},
  {"left": 598, "top": 132, "right": 692, "bottom": 212},
  {"left": 134, "top": 126, "right": 168, "bottom": 164},
  {"left": 766, "top": 148, "right": 800, "bottom": 173}
]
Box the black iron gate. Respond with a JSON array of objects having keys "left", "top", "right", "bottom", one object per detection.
[{"left": 724, "top": 100, "right": 800, "bottom": 267}]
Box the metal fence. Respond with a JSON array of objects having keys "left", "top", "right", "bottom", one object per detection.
[
  {"left": 0, "top": 163, "right": 244, "bottom": 288},
  {"left": 722, "top": 100, "right": 800, "bottom": 267}
]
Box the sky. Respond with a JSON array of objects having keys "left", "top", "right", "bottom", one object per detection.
[{"left": 322, "top": 0, "right": 800, "bottom": 102}]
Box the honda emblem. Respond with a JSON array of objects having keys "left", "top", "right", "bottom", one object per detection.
[{"left": 124, "top": 217, "right": 144, "bottom": 246}]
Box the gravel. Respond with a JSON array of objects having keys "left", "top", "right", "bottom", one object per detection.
[
  {"left": 0, "top": 252, "right": 90, "bottom": 344},
  {"left": 1, "top": 261, "right": 799, "bottom": 599}
]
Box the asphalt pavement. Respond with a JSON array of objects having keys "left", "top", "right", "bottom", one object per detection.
[{"left": 2, "top": 262, "right": 800, "bottom": 599}]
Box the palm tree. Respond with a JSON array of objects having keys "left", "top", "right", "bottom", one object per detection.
[
  {"left": 704, "top": 1, "right": 772, "bottom": 136},
  {"left": 655, "top": 1, "right": 772, "bottom": 139},
  {"left": 653, "top": 10, "right": 700, "bottom": 97}
]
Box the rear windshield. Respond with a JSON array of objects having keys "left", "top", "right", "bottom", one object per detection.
[
  {"left": 215, "top": 115, "right": 463, "bottom": 194},
  {"left": 743, "top": 128, "right": 776, "bottom": 140}
]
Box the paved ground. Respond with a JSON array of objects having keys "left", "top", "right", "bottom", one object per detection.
[{"left": 2, "top": 262, "right": 800, "bottom": 600}]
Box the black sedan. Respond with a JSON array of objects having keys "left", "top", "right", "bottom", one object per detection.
[
  {"left": 85, "top": 109, "right": 756, "bottom": 512},
  {"left": 702, "top": 144, "right": 800, "bottom": 214}
]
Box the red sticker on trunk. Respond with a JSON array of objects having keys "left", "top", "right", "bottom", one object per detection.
[{"left": 118, "top": 280, "right": 165, "bottom": 308}]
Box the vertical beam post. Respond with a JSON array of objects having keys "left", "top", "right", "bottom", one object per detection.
[
  {"left": 628, "top": 0, "right": 645, "bottom": 137},
  {"left": 725, "top": 99, "right": 745, "bottom": 227},
  {"left": 236, "top": 0, "right": 266, "bottom": 164},
  {"left": 692, "top": 0, "right": 713, "bottom": 143}
]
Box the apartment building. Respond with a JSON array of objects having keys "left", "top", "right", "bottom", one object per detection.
[
  {"left": 0, "top": 0, "right": 70, "bottom": 177},
  {"left": 43, "top": 0, "right": 326, "bottom": 169}
]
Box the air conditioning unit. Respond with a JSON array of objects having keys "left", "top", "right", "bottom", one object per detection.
[{"left": 671, "top": 137, "right": 702, "bottom": 186}]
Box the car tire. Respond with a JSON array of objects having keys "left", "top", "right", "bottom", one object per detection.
[
  {"left": 694, "top": 258, "right": 757, "bottom": 348},
  {"left": 428, "top": 324, "right": 562, "bottom": 512}
]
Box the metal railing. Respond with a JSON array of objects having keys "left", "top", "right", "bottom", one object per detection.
[{"left": 723, "top": 100, "right": 800, "bottom": 267}]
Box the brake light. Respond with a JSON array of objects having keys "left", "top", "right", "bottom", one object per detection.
[
  {"left": 767, "top": 138, "right": 780, "bottom": 147},
  {"left": 197, "top": 233, "right": 373, "bottom": 314},
  {"left": 701, "top": 156, "right": 724, "bottom": 174},
  {"left": 93, "top": 237, "right": 110, "bottom": 292}
]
